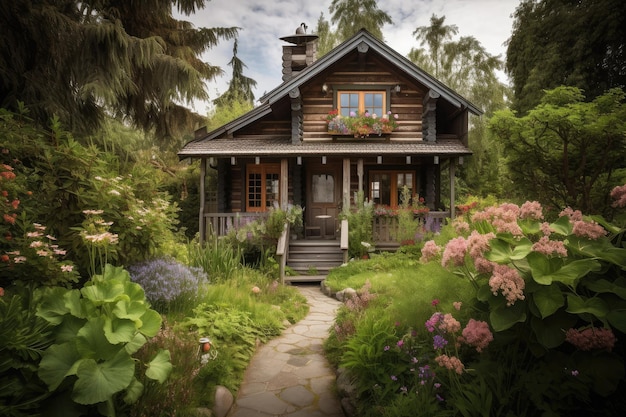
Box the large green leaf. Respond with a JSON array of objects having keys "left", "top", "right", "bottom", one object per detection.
[
  {"left": 138, "top": 309, "right": 162, "bottom": 337},
  {"left": 103, "top": 316, "right": 136, "bottom": 344},
  {"left": 485, "top": 238, "right": 513, "bottom": 263},
  {"left": 123, "top": 377, "right": 144, "bottom": 405},
  {"left": 530, "top": 312, "right": 576, "bottom": 349},
  {"left": 550, "top": 215, "right": 572, "bottom": 236},
  {"left": 489, "top": 301, "right": 527, "bottom": 332},
  {"left": 566, "top": 294, "right": 610, "bottom": 319},
  {"left": 76, "top": 317, "right": 121, "bottom": 360},
  {"left": 607, "top": 310, "right": 626, "bottom": 333},
  {"left": 123, "top": 281, "right": 147, "bottom": 304},
  {"left": 124, "top": 333, "right": 147, "bottom": 355},
  {"left": 531, "top": 258, "right": 601, "bottom": 287},
  {"left": 72, "top": 351, "right": 135, "bottom": 405},
  {"left": 526, "top": 251, "right": 564, "bottom": 285},
  {"left": 37, "top": 287, "right": 74, "bottom": 325},
  {"left": 145, "top": 350, "right": 172, "bottom": 383},
  {"left": 38, "top": 342, "right": 82, "bottom": 391},
  {"left": 583, "top": 278, "right": 626, "bottom": 300},
  {"left": 81, "top": 280, "right": 126, "bottom": 306},
  {"left": 567, "top": 235, "right": 626, "bottom": 269},
  {"left": 113, "top": 300, "right": 147, "bottom": 322},
  {"left": 532, "top": 284, "right": 564, "bottom": 318}
]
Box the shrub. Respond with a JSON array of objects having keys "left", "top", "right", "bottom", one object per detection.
[
  {"left": 188, "top": 237, "right": 241, "bottom": 283},
  {"left": 128, "top": 258, "right": 208, "bottom": 316}
]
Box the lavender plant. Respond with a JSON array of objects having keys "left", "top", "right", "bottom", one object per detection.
[{"left": 128, "top": 258, "right": 208, "bottom": 315}]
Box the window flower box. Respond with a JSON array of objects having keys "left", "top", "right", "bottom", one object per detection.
[{"left": 326, "top": 109, "right": 398, "bottom": 138}]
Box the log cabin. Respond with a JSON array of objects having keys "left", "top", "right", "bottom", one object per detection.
[{"left": 179, "top": 27, "right": 482, "bottom": 278}]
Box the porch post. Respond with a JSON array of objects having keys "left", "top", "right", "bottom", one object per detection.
[
  {"left": 449, "top": 159, "right": 456, "bottom": 219},
  {"left": 357, "top": 158, "right": 364, "bottom": 194},
  {"left": 199, "top": 157, "right": 206, "bottom": 245},
  {"left": 280, "top": 158, "right": 289, "bottom": 208},
  {"left": 343, "top": 158, "right": 351, "bottom": 210}
]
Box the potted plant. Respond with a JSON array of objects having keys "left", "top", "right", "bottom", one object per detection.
[{"left": 326, "top": 109, "right": 398, "bottom": 137}]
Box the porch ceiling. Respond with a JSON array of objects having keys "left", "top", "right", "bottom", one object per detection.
[{"left": 178, "top": 137, "right": 472, "bottom": 159}]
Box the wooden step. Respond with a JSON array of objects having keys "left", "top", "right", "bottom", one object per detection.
[{"left": 286, "top": 239, "right": 344, "bottom": 275}]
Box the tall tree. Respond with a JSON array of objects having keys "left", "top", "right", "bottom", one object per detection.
[
  {"left": 213, "top": 39, "right": 257, "bottom": 107},
  {"left": 0, "top": 0, "right": 238, "bottom": 148},
  {"left": 328, "top": 0, "right": 393, "bottom": 42},
  {"left": 409, "top": 14, "right": 458, "bottom": 78},
  {"left": 314, "top": 12, "right": 338, "bottom": 57},
  {"left": 490, "top": 86, "right": 626, "bottom": 215},
  {"left": 506, "top": 0, "right": 626, "bottom": 114},
  {"left": 409, "top": 14, "right": 509, "bottom": 198}
]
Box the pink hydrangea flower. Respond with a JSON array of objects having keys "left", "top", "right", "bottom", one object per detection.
[
  {"left": 572, "top": 220, "right": 606, "bottom": 240},
  {"left": 460, "top": 319, "right": 493, "bottom": 352},
  {"left": 420, "top": 240, "right": 441, "bottom": 263},
  {"left": 559, "top": 207, "right": 583, "bottom": 222},
  {"left": 435, "top": 354, "right": 465, "bottom": 374},
  {"left": 519, "top": 201, "right": 544, "bottom": 220},
  {"left": 488, "top": 264, "right": 526, "bottom": 306},
  {"left": 610, "top": 184, "right": 626, "bottom": 208},
  {"left": 441, "top": 237, "right": 467, "bottom": 267},
  {"left": 565, "top": 327, "right": 616, "bottom": 352},
  {"left": 531, "top": 236, "right": 568, "bottom": 257}
]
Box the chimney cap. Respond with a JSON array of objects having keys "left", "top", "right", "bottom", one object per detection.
[{"left": 280, "top": 22, "right": 318, "bottom": 45}]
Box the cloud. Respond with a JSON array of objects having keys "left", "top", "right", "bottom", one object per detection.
[{"left": 178, "top": 0, "right": 519, "bottom": 113}]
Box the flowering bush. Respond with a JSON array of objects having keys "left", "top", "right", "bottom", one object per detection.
[
  {"left": 128, "top": 257, "right": 208, "bottom": 315},
  {"left": 326, "top": 109, "right": 398, "bottom": 137}
]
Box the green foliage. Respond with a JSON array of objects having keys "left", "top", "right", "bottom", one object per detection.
[
  {"left": 36, "top": 265, "right": 171, "bottom": 416},
  {"left": 490, "top": 86, "right": 626, "bottom": 216},
  {"left": 0, "top": 285, "right": 54, "bottom": 417},
  {"left": 1, "top": 109, "right": 182, "bottom": 278},
  {"left": 506, "top": 0, "right": 626, "bottom": 115},
  {"left": 130, "top": 321, "right": 201, "bottom": 417},
  {"left": 342, "top": 191, "right": 374, "bottom": 258},
  {"left": 0, "top": 1, "right": 239, "bottom": 143},
  {"left": 328, "top": 0, "right": 393, "bottom": 42},
  {"left": 187, "top": 237, "right": 242, "bottom": 283}
]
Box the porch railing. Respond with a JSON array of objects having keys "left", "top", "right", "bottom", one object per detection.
[
  {"left": 203, "top": 212, "right": 268, "bottom": 237},
  {"left": 373, "top": 211, "right": 450, "bottom": 243},
  {"left": 204, "top": 210, "right": 450, "bottom": 241}
]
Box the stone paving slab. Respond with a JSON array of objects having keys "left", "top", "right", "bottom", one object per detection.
[{"left": 227, "top": 284, "right": 345, "bottom": 417}]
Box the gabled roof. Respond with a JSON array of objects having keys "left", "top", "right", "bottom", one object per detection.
[
  {"left": 180, "top": 28, "right": 480, "bottom": 159},
  {"left": 259, "top": 29, "right": 482, "bottom": 115}
]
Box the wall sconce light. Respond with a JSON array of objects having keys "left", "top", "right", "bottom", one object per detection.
[
  {"left": 322, "top": 83, "right": 332, "bottom": 96},
  {"left": 406, "top": 156, "right": 411, "bottom": 164},
  {"left": 394, "top": 84, "right": 401, "bottom": 94},
  {"left": 231, "top": 157, "right": 236, "bottom": 165},
  {"left": 377, "top": 156, "right": 382, "bottom": 164},
  {"left": 322, "top": 156, "right": 327, "bottom": 164},
  {"left": 255, "top": 157, "right": 260, "bottom": 165},
  {"left": 434, "top": 156, "right": 439, "bottom": 165},
  {"left": 297, "top": 156, "right": 302, "bottom": 165}
]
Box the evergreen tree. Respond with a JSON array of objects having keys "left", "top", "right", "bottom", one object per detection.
[
  {"left": 0, "top": 0, "right": 238, "bottom": 148},
  {"left": 328, "top": 0, "right": 393, "bottom": 42},
  {"left": 213, "top": 39, "right": 257, "bottom": 107},
  {"left": 506, "top": 0, "right": 626, "bottom": 114}
]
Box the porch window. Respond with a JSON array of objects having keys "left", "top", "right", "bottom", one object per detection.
[
  {"left": 246, "top": 164, "right": 280, "bottom": 212},
  {"left": 369, "top": 171, "right": 415, "bottom": 207},
  {"left": 338, "top": 91, "right": 386, "bottom": 117}
]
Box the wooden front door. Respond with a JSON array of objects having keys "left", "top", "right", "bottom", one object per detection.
[{"left": 306, "top": 162, "right": 341, "bottom": 239}]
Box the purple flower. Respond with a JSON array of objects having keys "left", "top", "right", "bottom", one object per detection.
[
  {"left": 571, "top": 370, "right": 579, "bottom": 376},
  {"left": 433, "top": 335, "right": 448, "bottom": 349},
  {"left": 384, "top": 345, "right": 390, "bottom": 351},
  {"left": 397, "top": 340, "right": 404, "bottom": 347},
  {"left": 390, "top": 375, "right": 397, "bottom": 381}
]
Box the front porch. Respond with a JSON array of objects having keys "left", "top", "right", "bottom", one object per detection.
[{"left": 202, "top": 210, "right": 450, "bottom": 244}]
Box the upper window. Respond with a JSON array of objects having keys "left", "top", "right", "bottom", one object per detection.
[
  {"left": 246, "top": 164, "right": 280, "bottom": 212},
  {"left": 338, "top": 91, "right": 386, "bottom": 117}
]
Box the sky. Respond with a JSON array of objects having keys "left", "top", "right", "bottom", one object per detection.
[{"left": 178, "top": 0, "right": 521, "bottom": 114}]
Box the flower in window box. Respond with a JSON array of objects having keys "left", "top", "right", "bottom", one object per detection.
[{"left": 326, "top": 109, "right": 398, "bottom": 137}]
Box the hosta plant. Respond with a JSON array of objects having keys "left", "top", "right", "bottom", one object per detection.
[{"left": 36, "top": 265, "right": 172, "bottom": 417}]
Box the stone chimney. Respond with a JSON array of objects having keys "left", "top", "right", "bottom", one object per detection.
[{"left": 280, "top": 23, "right": 318, "bottom": 82}]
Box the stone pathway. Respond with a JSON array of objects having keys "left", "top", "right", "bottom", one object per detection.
[{"left": 226, "top": 284, "right": 345, "bottom": 417}]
